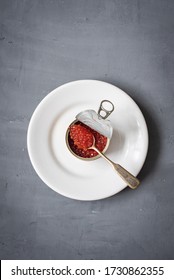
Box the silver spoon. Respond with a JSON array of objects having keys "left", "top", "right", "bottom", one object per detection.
[{"left": 89, "top": 136, "right": 140, "bottom": 189}]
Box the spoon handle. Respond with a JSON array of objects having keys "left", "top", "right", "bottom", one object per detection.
[
  {"left": 113, "top": 163, "right": 140, "bottom": 189},
  {"left": 92, "top": 147, "right": 140, "bottom": 189}
]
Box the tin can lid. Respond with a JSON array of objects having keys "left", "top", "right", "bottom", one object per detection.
[{"left": 76, "top": 100, "right": 114, "bottom": 138}]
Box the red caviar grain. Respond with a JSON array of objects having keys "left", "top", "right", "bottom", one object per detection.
[{"left": 68, "top": 122, "right": 107, "bottom": 158}]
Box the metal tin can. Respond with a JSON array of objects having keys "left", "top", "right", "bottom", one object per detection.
[{"left": 66, "top": 100, "right": 114, "bottom": 161}]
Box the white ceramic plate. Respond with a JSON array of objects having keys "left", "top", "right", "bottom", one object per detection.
[{"left": 27, "top": 80, "right": 148, "bottom": 200}]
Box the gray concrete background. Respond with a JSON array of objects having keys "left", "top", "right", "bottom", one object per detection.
[{"left": 0, "top": 0, "right": 174, "bottom": 259}]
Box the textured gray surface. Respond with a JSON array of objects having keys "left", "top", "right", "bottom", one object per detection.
[{"left": 0, "top": 0, "right": 174, "bottom": 260}]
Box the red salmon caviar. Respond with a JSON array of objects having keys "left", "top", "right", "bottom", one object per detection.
[
  {"left": 69, "top": 124, "right": 93, "bottom": 150},
  {"left": 68, "top": 122, "right": 107, "bottom": 158}
]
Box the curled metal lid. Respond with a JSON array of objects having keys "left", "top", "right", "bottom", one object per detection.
[{"left": 76, "top": 100, "right": 114, "bottom": 139}]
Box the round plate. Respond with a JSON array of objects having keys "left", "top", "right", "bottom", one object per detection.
[{"left": 27, "top": 80, "right": 148, "bottom": 201}]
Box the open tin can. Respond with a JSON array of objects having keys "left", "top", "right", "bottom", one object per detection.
[{"left": 66, "top": 100, "right": 114, "bottom": 161}]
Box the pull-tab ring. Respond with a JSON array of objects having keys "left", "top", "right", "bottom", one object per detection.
[{"left": 98, "top": 100, "right": 114, "bottom": 119}]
